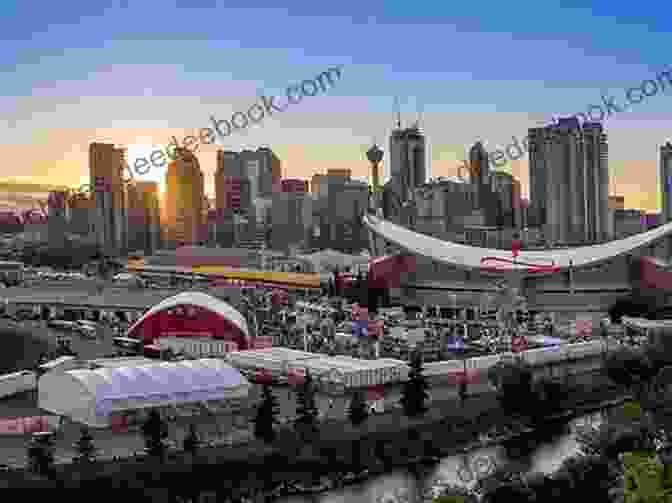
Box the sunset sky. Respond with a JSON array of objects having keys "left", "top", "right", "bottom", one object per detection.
[{"left": 2, "top": 1, "right": 672, "bottom": 210}]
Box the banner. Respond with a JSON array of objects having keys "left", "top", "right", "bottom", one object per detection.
[
  {"left": 446, "top": 368, "right": 482, "bottom": 385},
  {"left": 369, "top": 319, "right": 384, "bottom": 338},
  {"left": 367, "top": 385, "right": 385, "bottom": 401},
  {"left": 255, "top": 368, "right": 274, "bottom": 384},
  {"left": 110, "top": 413, "right": 128, "bottom": 432},
  {"left": 575, "top": 318, "right": 593, "bottom": 336},
  {"left": 351, "top": 304, "right": 369, "bottom": 321},
  {"left": 288, "top": 367, "right": 306, "bottom": 385},
  {"left": 0, "top": 416, "right": 58, "bottom": 435},
  {"left": 252, "top": 336, "right": 273, "bottom": 349}
]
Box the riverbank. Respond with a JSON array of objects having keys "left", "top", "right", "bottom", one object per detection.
[{"left": 0, "top": 369, "right": 629, "bottom": 498}]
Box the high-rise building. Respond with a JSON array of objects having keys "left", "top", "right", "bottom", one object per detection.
[
  {"left": 608, "top": 195, "right": 625, "bottom": 210},
  {"left": 469, "top": 141, "right": 491, "bottom": 210},
  {"left": 164, "top": 148, "right": 205, "bottom": 247},
  {"left": 47, "top": 191, "right": 68, "bottom": 249},
  {"left": 67, "top": 192, "right": 95, "bottom": 237},
  {"left": 389, "top": 124, "right": 426, "bottom": 201},
  {"left": 491, "top": 172, "right": 516, "bottom": 228},
  {"left": 660, "top": 141, "right": 672, "bottom": 223},
  {"left": 528, "top": 118, "right": 609, "bottom": 244},
  {"left": 256, "top": 147, "right": 282, "bottom": 196},
  {"left": 311, "top": 174, "right": 322, "bottom": 194},
  {"left": 126, "top": 181, "right": 161, "bottom": 255},
  {"left": 215, "top": 150, "right": 251, "bottom": 213},
  {"left": 89, "top": 142, "right": 129, "bottom": 255},
  {"left": 314, "top": 179, "right": 368, "bottom": 252},
  {"left": 237, "top": 147, "right": 281, "bottom": 201},
  {"left": 270, "top": 191, "right": 312, "bottom": 250}
]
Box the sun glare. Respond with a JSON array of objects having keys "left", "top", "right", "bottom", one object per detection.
[{"left": 127, "top": 144, "right": 168, "bottom": 193}]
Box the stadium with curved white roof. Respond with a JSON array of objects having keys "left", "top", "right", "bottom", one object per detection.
[{"left": 364, "top": 213, "right": 672, "bottom": 274}]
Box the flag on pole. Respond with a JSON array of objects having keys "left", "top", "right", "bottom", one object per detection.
[
  {"left": 446, "top": 334, "right": 465, "bottom": 351},
  {"left": 354, "top": 319, "right": 369, "bottom": 337},
  {"left": 512, "top": 335, "right": 528, "bottom": 352}
]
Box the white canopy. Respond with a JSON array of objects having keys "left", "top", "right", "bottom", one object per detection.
[{"left": 38, "top": 358, "right": 250, "bottom": 427}]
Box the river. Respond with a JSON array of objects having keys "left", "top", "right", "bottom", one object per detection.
[{"left": 275, "top": 410, "right": 606, "bottom": 503}]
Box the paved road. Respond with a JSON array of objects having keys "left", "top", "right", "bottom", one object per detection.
[{"left": 0, "top": 319, "right": 121, "bottom": 361}]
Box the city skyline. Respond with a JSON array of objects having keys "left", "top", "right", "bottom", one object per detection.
[{"left": 2, "top": 1, "right": 672, "bottom": 211}]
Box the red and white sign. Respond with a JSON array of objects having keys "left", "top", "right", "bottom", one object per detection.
[
  {"left": 575, "top": 318, "right": 593, "bottom": 336},
  {"left": 352, "top": 304, "right": 369, "bottom": 321},
  {"left": 480, "top": 256, "right": 560, "bottom": 273},
  {"left": 110, "top": 413, "right": 128, "bottom": 432},
  {"left": 288, "top": 367, "right": 306, "bottom": 385},
  {"left": 367, "top": 385, "right": 385, "bottom": 401},
  {"left": 252, "top": 336, "right": 273, "bottom": 349},
  {"left": 512, "top": 335, "right": 528, "bottom": 353},
  {"left": 0, "top": 416, "right": 59, "bottom": 435},
  {"left": 271, "top": 289, "right": 289, "bottom": 305},
  {"left": 446, "top": 369, "right": 482, "bottom": 385},
  {"left": 369, "top": 319, "right": 384, "bottom": 339}
]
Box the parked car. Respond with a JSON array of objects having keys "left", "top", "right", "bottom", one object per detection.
[
  {"left": 48, "top": 320, "right": 79, "bottom": 331},
  {"left": 76, "top": 324, "right": 97, "bottom": 339}
]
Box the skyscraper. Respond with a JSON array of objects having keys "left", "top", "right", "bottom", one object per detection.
[
  {"left": 89, "top": 142, "right": 129, "bottom": 255},
  {"left": 469, "top": 141, "right": 490, "bottom": 187},
  {"left": 255, "top": 147, "right": 282, "bottom": 196},
  {"left": 136, "top": 181, "right": 161, "bottom": 255},
  {"left": 126, "top": 181, "right": 161, "bottom": 255},
  {"left": 164, "top": 148, "right": 205, "bottom": 246},
  {"left": 660, "top": 141, "right": 672, "bottom": 223},
  {"left": 47, "top": 191, "right": 68, "bottom": 249},
  {"left": 389, "top": 124, "right": 426, "bottom": 201},
  {"left": 528, "top": 118, "right": 609, "bottom": 244},
  {"left": 469, "top": 141, "right": 492, "bottom": 214}
]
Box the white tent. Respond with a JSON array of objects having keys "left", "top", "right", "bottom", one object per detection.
[{"left": 38, "top": 358, "right": 251, "bottom": 427}]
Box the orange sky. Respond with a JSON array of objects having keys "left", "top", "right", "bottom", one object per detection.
[{"left": 0, "top": 126, "right": 663, "bottom": 212}]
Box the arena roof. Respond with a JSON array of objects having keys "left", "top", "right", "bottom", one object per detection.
[{"left": 364, "top": 213, "right": 672, "bottom": 273}]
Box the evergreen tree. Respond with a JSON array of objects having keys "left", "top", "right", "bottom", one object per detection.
[
  {"left": 74, "top": 427, "right": 97, "bottom": 463},
  {"left": 347, "top": 389, "right": 369, "bottom": 426},
  {"left": 399, "top": 350, "right": 430, "bottom": 417},
  {"left": 142, "top": 409, "right": 169, "bottom": 459},
  {"left": 27, "top": 433, "right": 55, "bottom": 476},
  {"left": 294, "top": 370, "right": 319, "bottom": 440},
  {"left": 254, "top": 383, "right": 280, "bottom": 443},
  {"left": 183, "top": 424, "right": 200, "bottom": 456}
]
